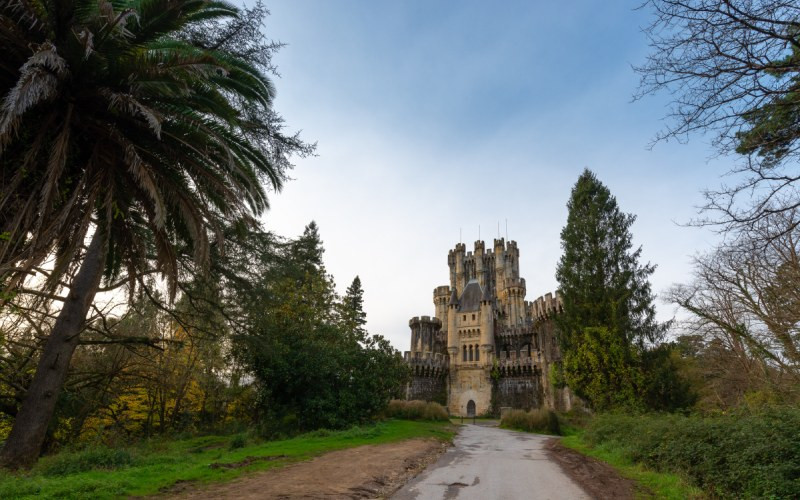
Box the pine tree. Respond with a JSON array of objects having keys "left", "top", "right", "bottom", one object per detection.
[
  {"left": 338, "top": 276, "right": 367, "bottom": 340},
  {"left": 555, "top": 169, "right": 666, "bottom": 409}
]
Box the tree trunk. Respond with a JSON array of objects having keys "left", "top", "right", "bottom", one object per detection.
[{"left": 0, "top": 231, "right": 106, "bottom": 469}]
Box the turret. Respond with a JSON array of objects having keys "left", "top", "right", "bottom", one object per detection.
[
  {"left": 493, "top": 238, "right": 505, "bottom": 292},
  {"left": 474, "top": 241, "right": 485, "bottom": 288},
  {"left": 446, "top": 287, "right": 459, "bottom": 362},
  {"left": 408, "top": 316, "right": 442, "bottom": 356},
  {"left": 504, "top": 277, "right": 526, "bottom": 327},
  {"left": 433, "top": 285, "right": 450, "bottom": 325},
  {"left": 479, "top": 278, "right": 494, "bottom": 365},
  {"left": 448, "top": 244, "right": 468, "bottom": 296}
]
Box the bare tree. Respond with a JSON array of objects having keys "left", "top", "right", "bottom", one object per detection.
[
  {"left": 669, "top": 208, "right": 800, "bottom": 405},
  {"left": 637, "top": 1, "right": 800, "bottom": 234}
]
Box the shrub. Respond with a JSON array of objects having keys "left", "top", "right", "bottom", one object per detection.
[
  {"left": 229, "top": 434, "right": 247, "bottom": 450},
  {"left": 584, "top": 408, "right": 800, "bottom": 498},
  {"left": 501, "top": 409, "right": 561, "bottom": 435},
  {"left": 38, "top": 447, "right": 134, "bottom": 476},
  {"left": 384, "top": 400, "right": 449, "bottom": 421}
]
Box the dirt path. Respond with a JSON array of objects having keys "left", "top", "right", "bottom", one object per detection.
[
  {"left": 167, "top": 438, "right": 447, "bottom": 499},
  {"left": 545, "top": 439, "right": 639, "bottom": 499}
]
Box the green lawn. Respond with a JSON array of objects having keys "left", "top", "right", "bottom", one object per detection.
[
  {"left": 0, "top": 420, "right": 455, "bottom": 499},
  {"left": 560, "top": 431, "right": 703, "bottom": 499}
]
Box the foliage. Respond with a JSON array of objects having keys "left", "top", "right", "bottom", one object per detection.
[
  {"left": 0, "top": 420, "right": 454, "bottom": 499},
  {"left": 583, "top": 409, "right": 800, "bottom": 498},
  {"left": 562, "top": 327, "right": 643, "bottom": 411},
  {"left": 384, "top": 400, "right": 449, "bottom": 421},
  {"left": 556, "top": 170, "right": 682, "bottom": 411},
  {"left": 234, "top": 223, "right": 409, "bottom": 431},
  {"left": 639, "top": 344, "right": 697, "bottom": 412},
  {"left": 0, "top": 0, "right": 307, "bottom": 296},
  {"left": 500, "top": 409, "right": 560, "bottom": 435}
]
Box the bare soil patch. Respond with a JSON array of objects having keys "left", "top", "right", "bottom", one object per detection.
[
  {"left": 167, "top": 438, "right": 447, "bottom": 499},
  {"left": 546, "top": 438, "right": 644, "bottom": 500}
]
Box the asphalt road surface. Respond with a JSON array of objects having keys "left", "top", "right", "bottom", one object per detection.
[{"left": 392, "top": 423, "right": 590, "bottom": 500}]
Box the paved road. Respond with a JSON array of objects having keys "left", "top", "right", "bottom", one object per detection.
[{"left": 392, "top": 424, "right": 589, "bottom": 500}]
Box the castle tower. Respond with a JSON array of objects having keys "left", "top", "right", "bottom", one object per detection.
[
  {"left": 493, "top": 238, "right": 506, "bottom": 292},
  {"left": 433, "top": 286, "right": 450, "bottom": 325},
  {"left": 446, "top": 287, "right": 458, "bottom": 365},
  {"left": 408, "top": 316, "right": 442, "bottom": 357},
  {"left": 479, "top": 278, "right": 494, "bottom": 365},
  {"left": 504, "top": 278, "right": 526, "bottom": 327},
  {"left": 474, "top": 241, "right": 485, "bottom": 288}
]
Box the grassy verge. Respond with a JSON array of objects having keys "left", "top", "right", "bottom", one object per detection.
[
  {"left": 560, "top": 430, "right": 703, "bottom": 499},
  {"left": 0, "top": 420, "right": 455, "bottom": 499}
]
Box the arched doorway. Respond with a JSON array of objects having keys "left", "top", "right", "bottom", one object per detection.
[{"left": 466, "top": 400, "right": 476, "bottom": 417}]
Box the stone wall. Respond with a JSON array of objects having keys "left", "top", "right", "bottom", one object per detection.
[
  {"left": 407, "top": 375, "right": 447, "bottom": 405},
  {"left": 496, "top": 376, "right": 543, "bottom": 410}
]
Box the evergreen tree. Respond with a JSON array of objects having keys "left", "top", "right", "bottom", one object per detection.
[
  {"left": 556, "top": 169, "right": 667, "bottom": 409},
  {"left": 234, "top": 224, "right": 407, "bottom": 430},
  {"left": 338, "top": 276, "right": 367, "bottom": 339}
]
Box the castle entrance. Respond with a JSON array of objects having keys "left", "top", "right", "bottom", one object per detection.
[{"left": 466, "top": 400, "right": 476, "bottom": 417}]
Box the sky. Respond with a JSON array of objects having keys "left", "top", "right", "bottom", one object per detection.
[{"left": 252, "top": 0, "right": 734, "bottom": 352}]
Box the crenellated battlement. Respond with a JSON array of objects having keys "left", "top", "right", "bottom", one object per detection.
[
  {"left": 408, "top": 316, "right": 442, "bottom": 327},
  {"left": 433, "top": 285, "right": 451, "bottom": 297},
  {"left": 504, "top": 277, "right": 526, "bottom": 289},
  {"left": 527, "top": 291, "right": 563, "bottom": 320},
  {"left": 404, "top": 351, "right": 449, "bottom": 378}
]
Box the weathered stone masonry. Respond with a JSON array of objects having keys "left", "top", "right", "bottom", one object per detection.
[{"left": 405, "top": 239, "right": 571, "bottom": 416}]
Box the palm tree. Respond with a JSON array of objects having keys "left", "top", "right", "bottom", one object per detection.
[{"left": 0, "top": 0, "right": 291, "bottom": 468}]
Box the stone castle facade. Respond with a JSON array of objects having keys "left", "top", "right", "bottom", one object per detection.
[{"left": 404, "top": 239, "right": 572, "bottom": 416}]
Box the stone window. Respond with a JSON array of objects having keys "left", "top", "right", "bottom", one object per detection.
[
  {"left": 462, "top": 345, "right": 467, "bottom": 362},
  {"left": 472, "top": 314, "right": 476, "bottom": 321},
  {"left": 468, "top": 345, "right": 473, "bottom": 361},
  {"left": 475, "top": 345, "right": 480, "bottom": 361}
]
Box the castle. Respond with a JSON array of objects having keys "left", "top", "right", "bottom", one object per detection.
[{"left": 404, "top": 239, "right": 572, "bottom": 416}]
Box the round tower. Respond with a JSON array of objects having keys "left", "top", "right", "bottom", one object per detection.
[{"left": 433, "top": 285, "right": 451, "bottom": 325}]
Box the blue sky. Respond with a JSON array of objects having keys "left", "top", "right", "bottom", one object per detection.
[{"left": 253, "top": 1, "right": 733, "bottom": 351}]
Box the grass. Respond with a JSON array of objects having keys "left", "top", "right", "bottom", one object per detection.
[
  {"left": 0, "top": 419, "right": 455, "bottom": 499},
  {"left": 560, "top": 429, "right": 703, "bottom": 499}
]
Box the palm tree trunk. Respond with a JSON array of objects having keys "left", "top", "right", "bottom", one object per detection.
[{"left": 0, "top": 231, "right": 106, "bottom": 469}]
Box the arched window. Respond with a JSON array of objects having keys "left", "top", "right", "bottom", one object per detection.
[
  {"left": 475, "top": 345, "right": 480, "bottom": 361},
  {"left": 469, "top": 345, "right": 473, "bottom": 361},
  {"left": 462, "top": 345, "right": 467, "bottom": 361}
]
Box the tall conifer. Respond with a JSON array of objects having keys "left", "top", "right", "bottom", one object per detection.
[{"left": 556, "top": 169, "right": 666, "bottom": 409}]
